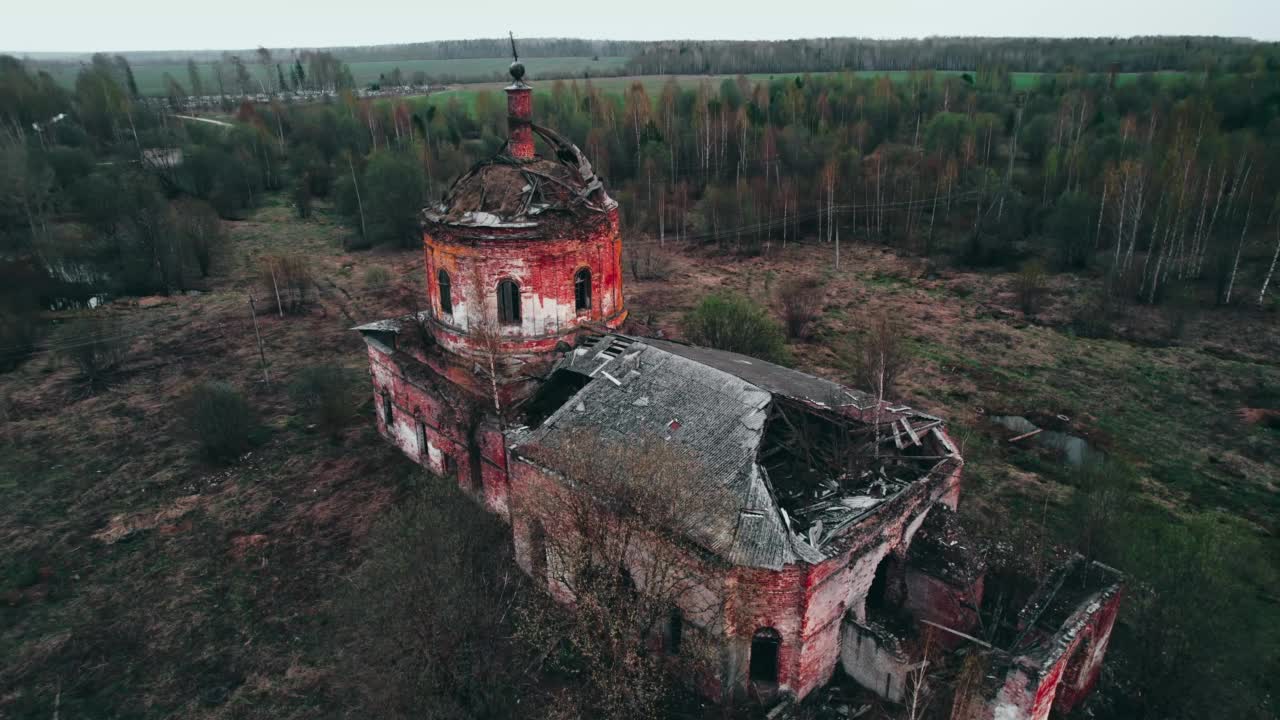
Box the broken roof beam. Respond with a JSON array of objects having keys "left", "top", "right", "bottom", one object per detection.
[{"left": 901, "top": 417, "right": 922, "bottom": 446}]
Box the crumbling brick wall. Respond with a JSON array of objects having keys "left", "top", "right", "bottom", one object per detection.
[{"left": 951, "top": 576, "right": 1124, "bottom": 720}]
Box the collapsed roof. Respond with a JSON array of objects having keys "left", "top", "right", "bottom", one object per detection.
[
  {"left": 511, "top": 335, "right": 962, "bottom": 570},
  {"left": 423, "top": 124, "right": 617, "bottom": 228}
]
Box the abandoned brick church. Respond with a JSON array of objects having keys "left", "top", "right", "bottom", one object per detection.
[{"left": 354, "top": 60, "right": 1122, "bottom": 719}]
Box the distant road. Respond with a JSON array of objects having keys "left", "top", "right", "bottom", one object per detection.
[{"left": 174, "top": 114, "right": 233, "bottom": 128}]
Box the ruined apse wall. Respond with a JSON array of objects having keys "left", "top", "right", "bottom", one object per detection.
[
  {"left": 423, "top": 212, "right": 626, "bottom": 357},
  {"left": 793, "top": 463, "right": 962, "bottom": 699},
  {"left": 954, "top": 581, "right": 1123, "bottom": 720}
]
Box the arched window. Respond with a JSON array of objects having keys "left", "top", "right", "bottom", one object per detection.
[
  {"left": 437, "top": 269, "right": 452, "bottom": 314},
  {"left": 497, "top": 279, "right": 521, "bottom": 325},
  {"left": 749, "top": 627, "right": 781, "bottom": 684},
  {"left": 574, "top": 268, "right": 592, "bottom": 311},
  {"left": 381, "top": 390, "right": 394, "bottom": 426}
]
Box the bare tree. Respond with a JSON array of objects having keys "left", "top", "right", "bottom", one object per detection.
[
  {"left": 186, "top": 58, "right": 204, "bottom": 99},
  {"left": 257, "top": 254, "right": 313, "bottom": 314},
  {"left": 516, "top": 430, "right": 731, "bottom": 719},
  {"left": 1259, "top": 201, "right": 1280, "bottom": 309},
  {"left": 173, "top": 198, "right": 224, "bottom": 278},
  {"left": 846, "top": 312, "right": 909, "bottom": 402},
  {"left": 255, "top": 46, "right": 274, "bottom": 94},
  {"left": 469, "top": 321, "right": 506, "bottom": 421},
  {"left": 906, "top": 628, "right": 936, "bottom": 720}
]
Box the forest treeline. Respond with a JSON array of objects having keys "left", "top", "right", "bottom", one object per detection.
[
  {"left": 625, "top": 35, "right": 1280, "bottom": 75},
  {"left": 4, "top": 46, "right": 1280, "bottom": 361}
]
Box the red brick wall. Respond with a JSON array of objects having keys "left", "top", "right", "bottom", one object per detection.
[
  {"left": 904, "top": 570, "right": 985, "bottom": 644},
  {"left": 424, "top": 212, "right": 625, "bottom": 357},
  {"left": 506, "top": 87, "right": 534, "bottom": 159},
  {"left": 368, "top": 342, "right": 518, "bottom": 517},
  {"left": 1043, "top": 589, "right": 1124, "bottom": 713}
]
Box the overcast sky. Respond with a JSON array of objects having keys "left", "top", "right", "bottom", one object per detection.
[{"left": 4, "top": 0, "right": 1277, "bottom": 53}]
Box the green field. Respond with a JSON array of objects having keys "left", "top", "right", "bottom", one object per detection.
[
  {"left": 31, "top": 53, "right": 1191, "bottom": 99},
  {"left": 33, "top": 55, "right": 632, "bottom": 96},
  {"left": 418, "top": 69, "right": 1193, "bottom": 112}
]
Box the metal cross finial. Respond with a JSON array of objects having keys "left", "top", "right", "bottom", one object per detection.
[{"left": 508, "top": 32, "right": 526, "bottom": 83}]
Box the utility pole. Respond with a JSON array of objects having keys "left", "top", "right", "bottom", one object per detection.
[
  {"left": 269, "top": 260, "right": 284, "bottom": 317},
  {"left": 248, "top": 294, "right": 270, "bottom": 383}
]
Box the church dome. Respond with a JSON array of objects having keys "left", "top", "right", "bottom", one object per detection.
[{"left": 423, "top": 125, "right": 616, "bottom": 230}]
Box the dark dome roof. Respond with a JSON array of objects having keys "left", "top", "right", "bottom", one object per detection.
[{"left": 424, "top": 125, "right": 616, "bottom": 228}]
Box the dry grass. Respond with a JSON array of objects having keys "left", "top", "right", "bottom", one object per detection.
[{"left": 0, "top": 201, "right": 422, "bottom": 719}]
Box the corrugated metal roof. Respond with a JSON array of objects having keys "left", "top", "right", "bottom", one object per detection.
[
  {"left": 642, "top": 338, "right": 874, "bottom": 412},
  {"left": 517, "top": 338, "right": 799, "bottom": 568},
  {"left": 511, "top": 335, "right": 951, "bottom": 570}
]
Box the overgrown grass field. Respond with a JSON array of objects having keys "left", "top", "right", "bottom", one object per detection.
[
  {"left": 1, "top": 199, "right": 1273, "bottom": 717},
  {"left": 32, "top": 56, "right": 632, "bottom": 96}
]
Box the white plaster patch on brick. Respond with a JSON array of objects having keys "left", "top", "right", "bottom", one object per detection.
[{"left": 426, "top": 439, "right": 444, "bottom": 475}]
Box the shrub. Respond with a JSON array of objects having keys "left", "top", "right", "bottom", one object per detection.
[
  {"left": 292, "top": 177, "right": 313, "bottom": 219},
  {"left": 777, "top": 276, "right": 823, "bottom": 340},
  {"left": 60, "top": 318, "right": 128, "bottom": 389},
  {"left": 1164, "top": 283, "right": 1196, "bottom": 340},
  {"left": 845, "top": 313, "right": 910, "bottom": 400},
  {"left": 363, "top": 266, "right": 392, "bottom": 290},
  {"left": 0, "top": 259, "right": 47, "bottom": 372},
  {"left": 187, "top": 381, "right": 256, "bottom": 462},
  {"left": 1046, "top": 191, "right": 1097, "bottom": 270},
  {"left": 1015, "top": 259, "right": 1049, "bottom": 317},
  {"left": 289, "top": 365, "right": 360, "bottom": 441},
  {"left": 173, "top": 198, "right": 225, "bottom": 278},
  {"left": 335, "top": 482, "right": 529, "bottom": 718},
  {"left": 624, "top": 244, "right": 674, "bottom": 281},
  {"left": 0, "top": 304, "right": 39, "bottom": 373},
  {"left": 682, "top": 292, "right": 789, "bottom": 363},
  {"left": 1070, "top": 277, "right": 1118, "bottom": 339}
]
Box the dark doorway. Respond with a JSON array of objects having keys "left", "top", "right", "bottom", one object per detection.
[
  {"left": 668, "top": 609, "right": 684, "bottom": 655},
  {"left": 468, "top": 438, "right": 484, "bottom": 492},
  {"left": 867, "top": 555, "right": 892, "bottom": 613},
  {"left": 749, "top": 627, "right": 781, "bottom": 684}
]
